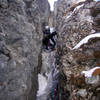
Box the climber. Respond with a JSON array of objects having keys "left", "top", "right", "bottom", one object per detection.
[
  {"left": 42, "top": 26, "right": 51, "bottom": 50},
  {"left": 42, "top": 26, "right": 57, "bottom": 51}
]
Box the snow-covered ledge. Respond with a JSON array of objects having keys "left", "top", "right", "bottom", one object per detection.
[
  {"left": 73, "top": 33, "right": 100, "bottom": 50},
  {"left": 66, "top": 4, "right": 84, "bottom": 19},
  {"left": 81, "top": 67, "right": 100, "bottom": 78},
  {"left": 81, "top": 67, "right": 100, "bottom": 84}
]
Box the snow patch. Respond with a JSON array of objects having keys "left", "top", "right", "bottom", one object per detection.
[
  {"left": 66, "top": 4, "right": 84, "bottom": 19},
  {"left": 82, "top": 67, "right": 100, "bottom": 77},
  {"left": 73, "top": 33, "right": 100, "bottom": 50},
  {"left": 48, "top": 0, "right": 58, "bottom": 11},
  {"left": 91, "top": 30, "right": 96, "bottom": 34},
  {"left": 71, "top": 0, "right": 86, "bottom": 4},
  {"left": 76, "top": 0, "right": 86, "bottom": 3},
  {"left": 72, "top": 0, "right": 86, "bottom": 4},
  {"left": 73, "top": 4, "right": 84, "bottom": 12},
  {"left": 37, "top": 74, "right": 47, "bottom": 96}
]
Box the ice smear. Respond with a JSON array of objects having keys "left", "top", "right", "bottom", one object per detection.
[
  {"left": 82, "top": 67, "right": 100, "bottom": 77},
  {"left": 73, "top": 33, "right": 100, "bottom": 50},
  {"left": 37, "top": 74, "right": 47, "bottom": 96}
]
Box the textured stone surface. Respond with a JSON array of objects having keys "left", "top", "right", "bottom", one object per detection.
[
  {"left": 55, "top": 0, "right": 100, "bottom": 100},
  {"left": 0, "top": 0, "right": 50, "bottom": 100},
  {"left": 77, "top": 89, "right": 87, "bottom": 98}
]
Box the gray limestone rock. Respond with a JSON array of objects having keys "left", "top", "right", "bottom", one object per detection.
[
  {"left": 0, "top": 0, "right": 50, "bottom": 100},
  {"left": 0, "top": 0, "right": 8, "bottom": 8}
]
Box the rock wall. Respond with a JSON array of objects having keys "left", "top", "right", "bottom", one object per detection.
[
  {"left": 0, "top": 0, "right": 50, "bottom": 100},
  {"left": 55, "top": 0, "right": 100, "bottom": 100}
]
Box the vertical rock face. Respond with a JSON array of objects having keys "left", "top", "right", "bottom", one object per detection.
[
  {"left": 0, "top": 0, "right": 50, "bottom": 100},
  {"left": 55, "top": 0, "right": 100, "bottom": 100}
]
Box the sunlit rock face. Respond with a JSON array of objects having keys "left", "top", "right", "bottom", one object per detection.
[
  {"left": 55, "top": 0, "right": 100, "bottom": 99},
  {"left": 55, "top": 0, "right": 95, "bottom": 72},
  {"left": 73, "top": 34, "right": 100, "bottom": 67},
  {"left": 0, "top": 0, "right": 50, "bottom": 100}
]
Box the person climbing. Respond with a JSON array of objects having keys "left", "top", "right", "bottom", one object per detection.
[
  {"left": 42, "top": 26, "right": 51, "bottom": 50},
  {"left": 42, "top": 26, "right": 57, "bottom": 51}
]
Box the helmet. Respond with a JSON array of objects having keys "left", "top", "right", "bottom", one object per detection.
[
  {"left": 45, "top": 26, "right": 49, "bottom": 29},
  {"left": 44, "top": 26, "right": 50, "bottom": 34}
]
